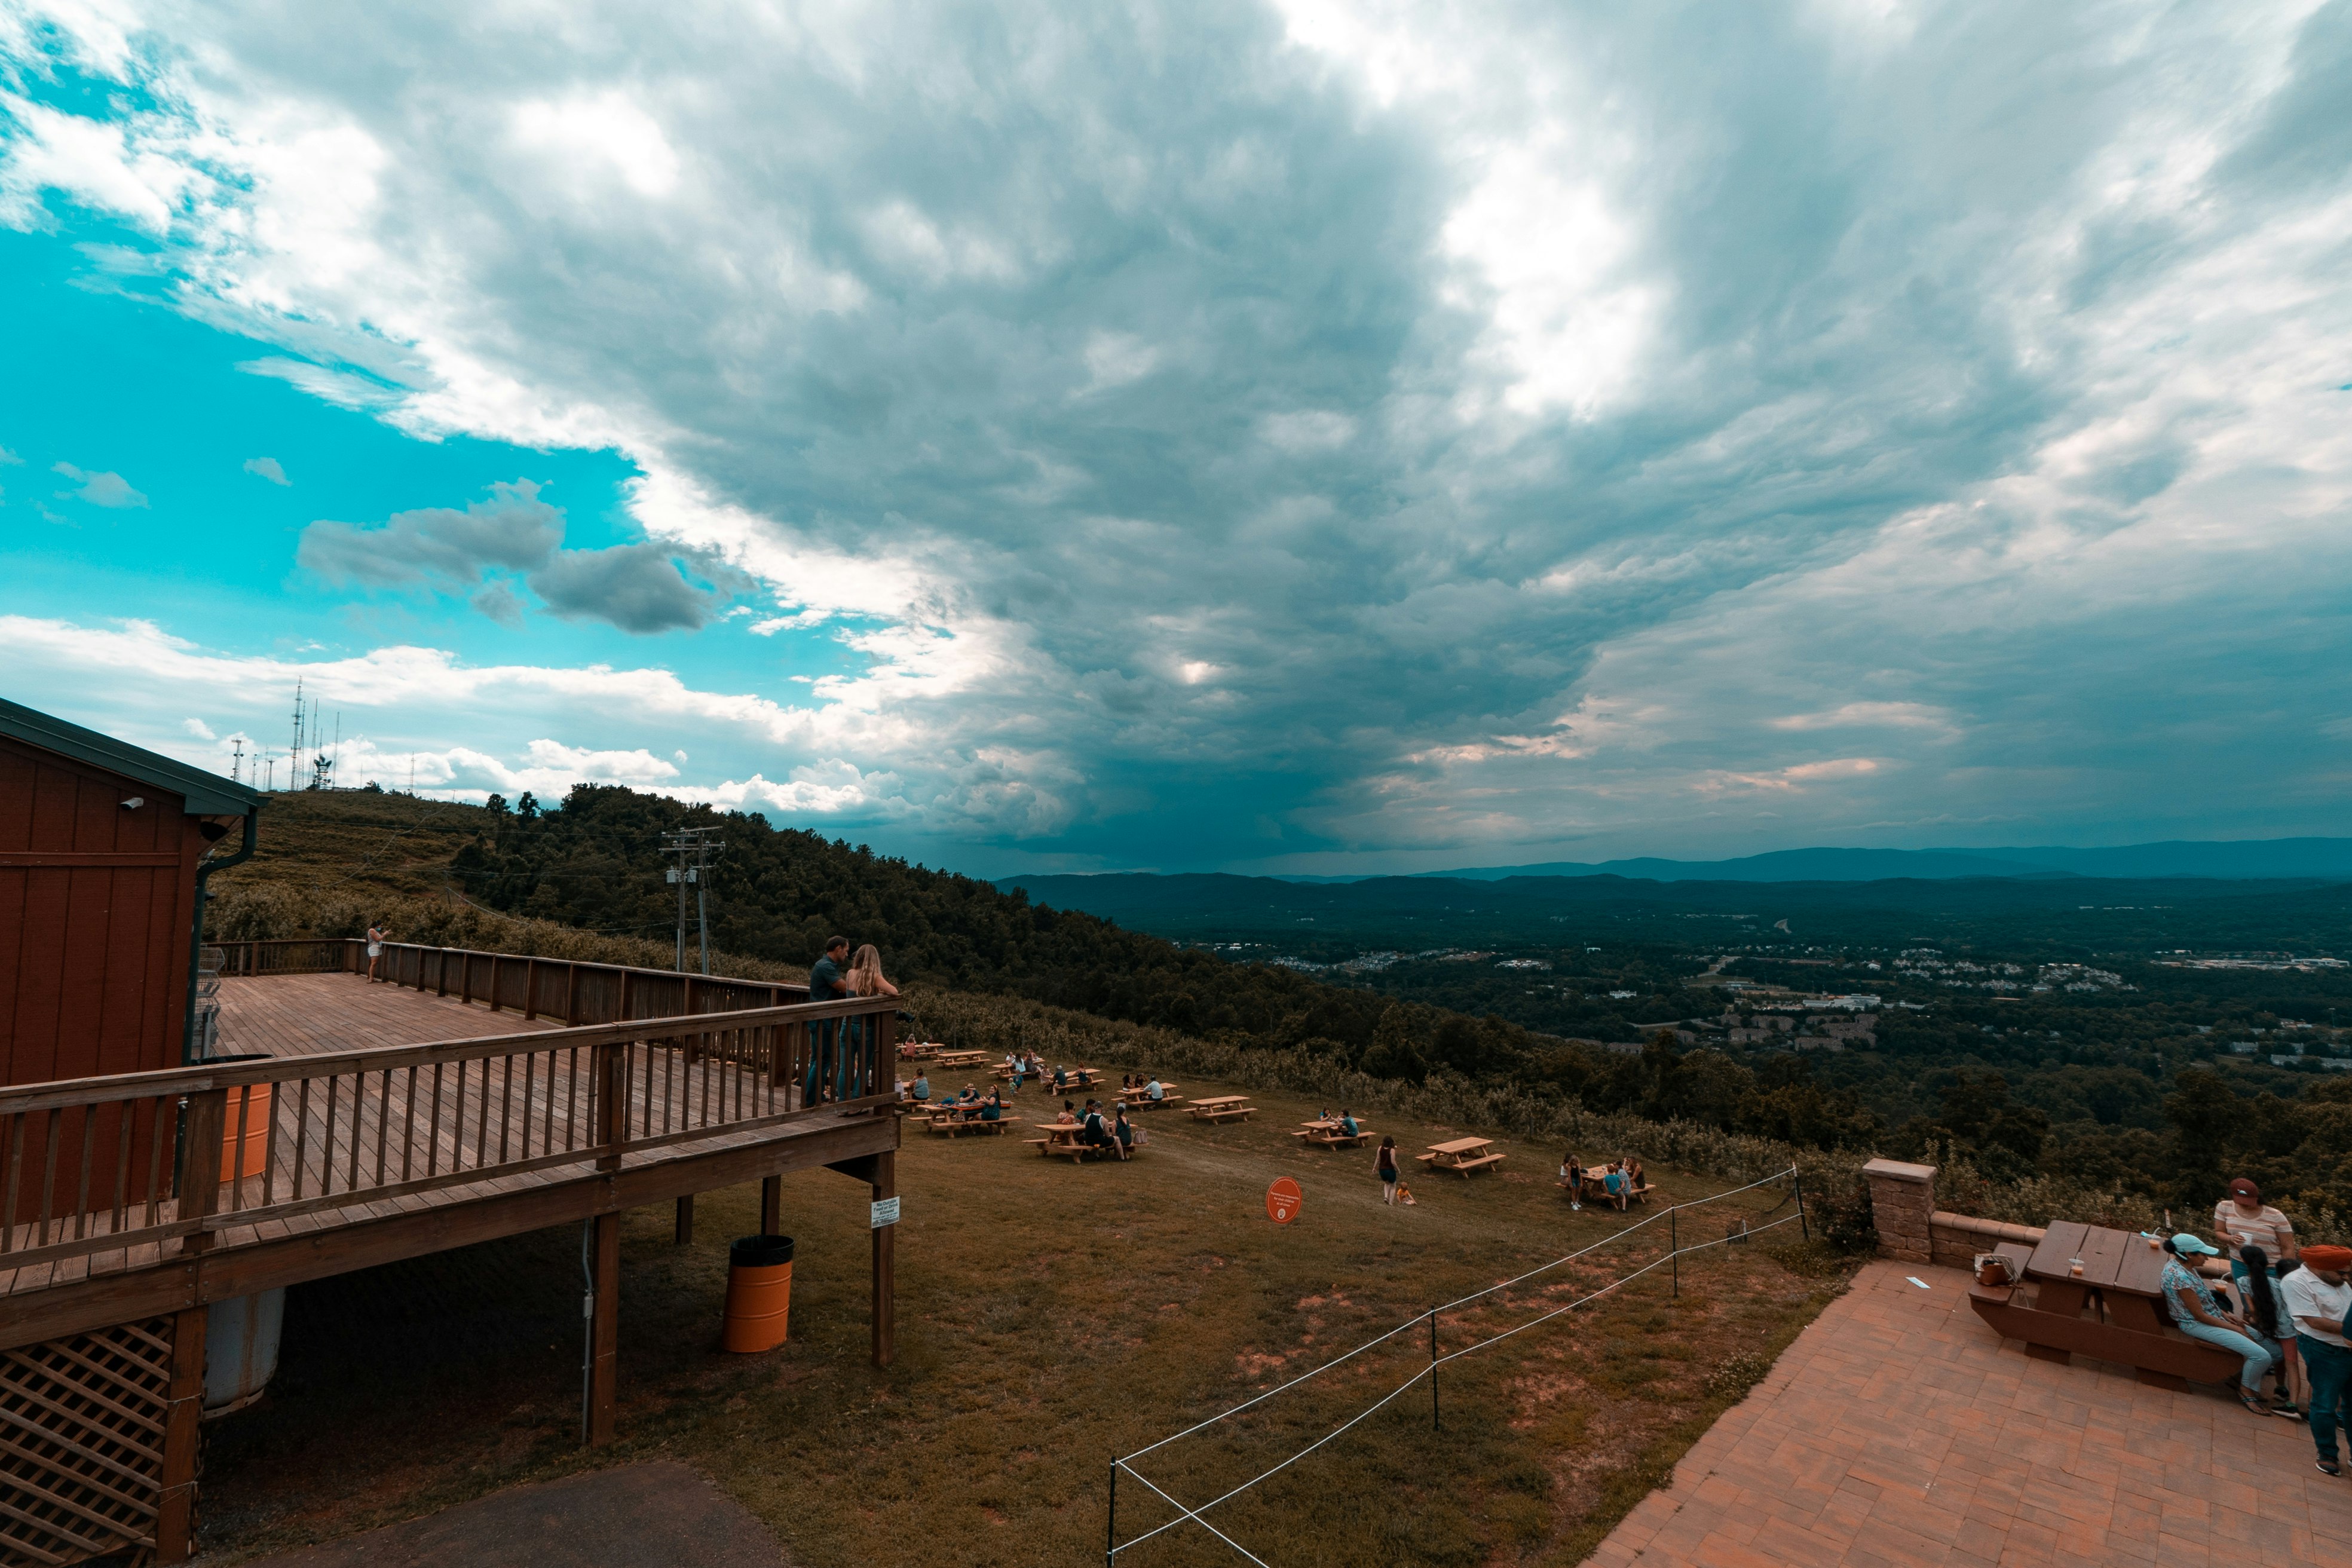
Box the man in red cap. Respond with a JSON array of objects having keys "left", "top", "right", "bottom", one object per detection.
[{"left": 2284, "top": 1245, "right": 2352, "bottom": 1475}]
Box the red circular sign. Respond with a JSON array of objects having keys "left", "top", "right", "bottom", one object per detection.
[{"left": 1266, "top": 1177, "right": 1303, "bottom": 1224}]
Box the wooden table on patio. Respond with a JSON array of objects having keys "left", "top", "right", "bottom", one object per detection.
[
  {"left": 1965, "top": 1219, "right": 2241, "bottom": 1389},
  {"left": 1419, "top": 1137, "right": 1505, "bottom": 1177}
]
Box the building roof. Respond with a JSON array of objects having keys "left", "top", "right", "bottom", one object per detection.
[{"left": 0, "top": 697, "right": 263, "bottom": 817}]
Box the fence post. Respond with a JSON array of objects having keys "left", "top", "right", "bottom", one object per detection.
[
  {"left": 1106, "top": 1459, "right": 1117, "bottom": 1568},
  {"left": 1429, "top": 1307, "right": 1440, "bottom": 1431},
  {"left": 1671, "top": 1207, "right": 1679, "bottom": 1298},
  {"left": 1796, "top": 1168, "right": 1809, "bottom": 1244}
]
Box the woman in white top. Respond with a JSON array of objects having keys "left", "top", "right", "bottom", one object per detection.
[{"left": 365, "top": 921, "right": 389, "bottom": 980}]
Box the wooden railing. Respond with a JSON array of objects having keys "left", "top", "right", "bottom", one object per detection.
[
  {"left": 1, "top": 994, "right": 897, "bottom": 1279},
  {"left": 212, "top": 939, "right": 811, "bottom": 1021}
]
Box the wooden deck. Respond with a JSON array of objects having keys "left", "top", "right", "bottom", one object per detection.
[
  {"left": 220, "top": 970, "right": 565, "bottom": 1056},
  {"left": 1, "top": 972, "right": 899, "bottom": 1354},
  {"left": 0, "top": 963, "right": 904, "bottom": 1564}
]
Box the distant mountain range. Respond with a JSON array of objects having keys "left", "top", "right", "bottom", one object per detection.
[
  {"left": 1021, "top": 838, "right": 2352, "bottom": 887},
  {"left": 1402, "top": 840, "right": 2352, "bottom": 883}
]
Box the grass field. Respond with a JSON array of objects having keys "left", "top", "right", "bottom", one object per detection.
[{"left": 197, "top": 1068, "right": 1854, "bottom": 1568}]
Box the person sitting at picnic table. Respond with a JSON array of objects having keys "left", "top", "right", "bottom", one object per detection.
[
  {"left": 2285, "top": 1245, "right": 2352, "bottom": 1472},
  {"left": 1055, "top": 1100, "right": 1078, "bottom": 1125},
  {"left": 2161, "top": 1234, "right": 2284, "bottom": 1416},
  {"left": 1145, "top": 1075, "right": 1165, "bottom": 1101},
  {"left": 980, "top": 1089, "right": 1004, "bottom": 1122},
  {"left": 1625, "top": 1157, "right": 1646, "bottom": 1199},
  {"left": 1337, "top": 1109, "right": 1359, "bottom": 1138},
  {"left": 2216, "top": 1178, "right": 2298, "bottom": 1287},
  {"left": 1113, "top": 1105, "right": 1135, "bottom": 1159},
  {"left": 1601, "top": 1163, "right": 1628, "bottom": 1211},
  {"left": 2238, "top": 1245, "right": 2304, "bottom": 1419},
  {"left": 955, "top": 1083, "right": 983, "bottom": 1117},
  {"left": 1081, "top": 1100, "right": 1116, "bottom": 1156},
  {"left": 910, "top": 1071, "right": 932, "bottom": 1103},
  {"left": 1052, "top": 1065, "right": 1069, "bottom": 1093},
  {"left": 1560, "top": 1153, "right": 1584, "bottom": 1211}
]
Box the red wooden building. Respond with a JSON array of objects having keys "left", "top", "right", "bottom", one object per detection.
[{"left": 0, "top": 697, "right": 261, "bottom": 1086}]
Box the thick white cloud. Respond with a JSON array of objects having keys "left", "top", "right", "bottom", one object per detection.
[{"left": 4, "top": 0, "right": 2351, "bottom": 870}]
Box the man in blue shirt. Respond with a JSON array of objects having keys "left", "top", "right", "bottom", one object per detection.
[{"left": 806, "top": 937, "right": 849, "bottom": 1102}]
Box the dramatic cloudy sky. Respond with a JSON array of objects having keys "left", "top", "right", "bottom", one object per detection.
[{"left": 4, "top": 1, "right": 2350, "bottom": 875}]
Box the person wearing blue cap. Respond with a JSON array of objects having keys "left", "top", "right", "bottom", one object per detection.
[{"left": 2162, "top": 1233, "right": 2284, "bottom": 1416}]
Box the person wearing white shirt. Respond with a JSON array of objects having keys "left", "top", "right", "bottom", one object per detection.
[{"left": 2283, "top": 1245, "right": 2352, "bottom": 1475}]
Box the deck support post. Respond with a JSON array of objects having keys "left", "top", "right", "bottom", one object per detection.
[
  {"left": 587, "top": 1210, "right": 620, "bottom": 1446},
  {"left": 870, "top": 1149, "right": 896, "bottom": 1370},
  {"left": 675, "top": 1194, "right": 694, "bottom": 1245},
  {"left": 155, "top": 1304, "right": 208, "bottom": 1563},
  {"left": 760, "top": 1175, "right": 782, "bottom": 1236}
]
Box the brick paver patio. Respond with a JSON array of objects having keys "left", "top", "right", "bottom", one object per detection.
[{"left": 1584, "top": 1259, "right": 2352, "bottom": 1566}]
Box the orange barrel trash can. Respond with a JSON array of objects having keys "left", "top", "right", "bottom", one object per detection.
[
  {"left": 209, "top": 1055, "right": 274, "bottom": 1182},
  {"left": 722, "top": 1235, "right": 795, "bottom": 1352}
]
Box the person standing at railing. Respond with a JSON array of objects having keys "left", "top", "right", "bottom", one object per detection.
[
  {"left": 842, "top": 944, "right": 898, "bottom": 1102},
  {"left": 366, "top": 921, "right": 389, "bottom": 981},
  {"left": 806, "top": 937, "right": 849, "bottom": 1104}
]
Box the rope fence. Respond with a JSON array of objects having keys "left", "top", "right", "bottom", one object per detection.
[{"left": 1105, "top": 1165, "right": 1811, "bottom": 1566}]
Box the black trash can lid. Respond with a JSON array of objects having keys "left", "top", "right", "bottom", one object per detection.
[{"left": 730, "top": 1234, "right": 795, "bottom": 1267}]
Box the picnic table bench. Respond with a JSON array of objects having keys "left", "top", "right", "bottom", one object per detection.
[
  {"left": 1419, "top": 1137, "right": 1505, "bottom": 1177},
  {"left": 1024, "top": 1122, "right": 1129, "bottom": 1162},
  {"left": 1189, "top": 1095, "right": 1257, "bottom": 1123},
  {"left": 1013, "top": 1068, "right": 1102, "bottom": 1092},
  {"left": 1293, "top": 1120, "right": 1370, "bottom": 1149},
  {"left": 1966, "top": 1220, "right": 2242, "bottom": 1391},
  {"left": 923, "top": 1111, "right": 1020, "bottom": 1137}
]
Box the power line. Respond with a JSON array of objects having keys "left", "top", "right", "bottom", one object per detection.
[{"left": 661, "top": 826, "right": 725, "bottom": 973}]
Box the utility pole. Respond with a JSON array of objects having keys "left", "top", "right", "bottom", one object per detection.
[{"left": 660, "top": 826, "right": 725, "bottom": 973}]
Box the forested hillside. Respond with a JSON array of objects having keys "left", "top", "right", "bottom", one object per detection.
[{"left": 209, "top": 785, "right": 2352, "bottom": 1229}]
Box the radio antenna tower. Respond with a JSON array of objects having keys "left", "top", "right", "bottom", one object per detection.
[{"left": 230, "top": 737, "right": 244, "bottom": 783}]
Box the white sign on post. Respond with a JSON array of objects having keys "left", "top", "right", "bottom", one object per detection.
[{"left": 871, "top": 1196, "right": 901, "bottom": 1229}]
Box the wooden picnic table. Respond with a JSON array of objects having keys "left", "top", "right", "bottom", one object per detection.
[
  {"left": 1024, "top": 1121, "right": 1127, "bottom": 1162},
  {"left": 1419, "top": 1137, "right": 1505, "bottom": 1177},
  {"left": 899, "top": 1042, "right": 947, "bottom": 1059},
  {"left": 923, "top": 1111, "right": 1021, "bottom": 1138},
  {"left": 933, "top": 1049, "right": 991, "bottom": 1069},
  {"left": 1012, "top": 1067, "right": 1102, "bottom": 1091},
  {"left": 1117, "top": 1085, "right": 1181, "bottom": 1108},
  {"left": 1967, "top": 1220, "right": 2241, "bottom": 1389},
  {"left": 1188, "top": 1095, "right": 1257, "bottom": 1123},
  {"left": 1293, "top": 1119, "right": 1370, "bottom": 1149}
]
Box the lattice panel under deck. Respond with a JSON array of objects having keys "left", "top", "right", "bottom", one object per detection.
[{"left": 0, "top": 1318, "right": 174, "bottom": 1567}]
